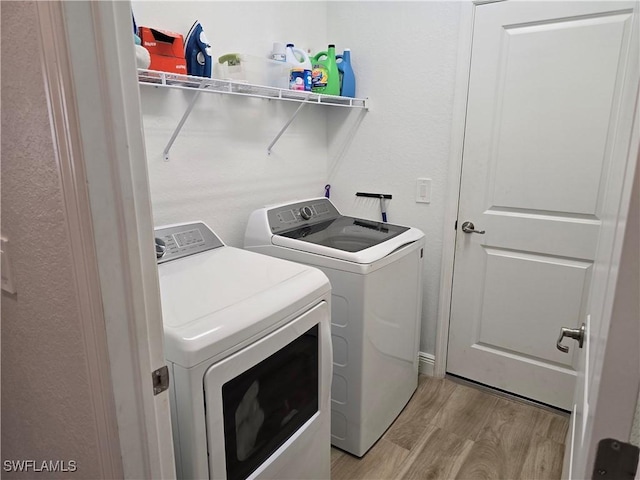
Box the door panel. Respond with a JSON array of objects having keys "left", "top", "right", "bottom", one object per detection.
[
  {"left": 447, "top": 1, "right": 636, "bottom": 409},
  {"left": 483, "top": 213, "right": 600, "bottom": 259},
  {"left": 477, "top": 249, "right": 591, "bottom": 367},
  {"left": 492, "top": 13, "right": 629, "bottom": 216}
]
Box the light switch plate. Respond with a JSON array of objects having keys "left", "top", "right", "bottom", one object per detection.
[
  {"left": 416, "top": 178, "right": 432, "bottom": 204},
  {"left": 1, "top": 237, "right": 16, "bottom": 294}
]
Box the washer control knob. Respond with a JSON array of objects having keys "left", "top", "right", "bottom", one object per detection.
[
  {"left": 155, "top": 237, "right": 167, "bottom": 259},
  {"left": 300, "top": 206, "right": 313, "bottom": 220}
]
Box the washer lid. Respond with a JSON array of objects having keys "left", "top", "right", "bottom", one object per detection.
[
  {"left": 158, "top": 246, "right": 329, "bottom": 368},
  {"left": 256, "top": 197, "right": 424, "bottom": 264},
  {"left": 278, "top": 216, "right": 409, "bottom": 251},
  {"left": 272, "top": 226, "right": 424, "bottom": 264}
]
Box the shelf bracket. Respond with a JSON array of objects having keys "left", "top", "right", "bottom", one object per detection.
[
  {"left": 267, "top": 101, "right": 308, "bottom": 155},
  {"left": 163, "top": 82, "right": 208, "bottom": 162}
]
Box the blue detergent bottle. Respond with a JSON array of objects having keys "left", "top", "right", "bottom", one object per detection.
[{"left": 336, "top": 48, "right": 356, "bottom": 97}]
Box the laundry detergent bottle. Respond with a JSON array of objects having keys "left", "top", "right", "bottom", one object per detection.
[
  {"left": 285, "top": 44, "right": 312, "bottom": 70},
  {"left": 285, "top": 44, "right": 312, "bottom": 91},
  {"left": 336, "top": 48, "right": 356, "bottom": 97},
  {"left": 311, "top": 44, "right": 340, "bottom": 95}
]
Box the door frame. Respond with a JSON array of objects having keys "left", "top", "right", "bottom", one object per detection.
[
  {"left": 36, "top": 1, "right": 176, "bottom": 478},
  {"left": 433, "top": 0, "right": 640, "bottom": 384},
  {"left": 433, "top": 0, "right": 478, "bottom": 378},
  {"left": 35, "top": 2, "right": 124, "bottom": 477}
]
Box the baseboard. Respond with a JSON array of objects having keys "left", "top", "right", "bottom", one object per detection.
[{"left": 418, "top": 352, "right": 435, "bottom": 376}]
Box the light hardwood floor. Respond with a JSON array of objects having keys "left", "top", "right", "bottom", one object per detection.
[{"left": 331, "top": 376, "right": 569, "bottom": 480}]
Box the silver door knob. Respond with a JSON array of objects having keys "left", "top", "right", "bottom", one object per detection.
[
  {"left": 155, "top": 237, "right": 167, "bottom": 259},
  {"left": 461, "top": 221, "right": 485, "bottom": 234},
  {"left": 556, "top": 323, "right": 585, "bottom": 353}
]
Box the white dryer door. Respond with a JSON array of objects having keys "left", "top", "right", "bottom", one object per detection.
[{"left": 203, "top": 301, "right": 331, "bottom": 480}]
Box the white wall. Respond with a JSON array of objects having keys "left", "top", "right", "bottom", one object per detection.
[
  {"left": 132, "top": 1, "right": 331, "bottom": 246},
  {"left": 326, "top": 1, "right": 461, "bottom": 355},
  {"left": 1, "top": 2, "right": 111, "bottom": 477},
  {"left": 134, "top": 1, "right": 462, "bottom": 355}
]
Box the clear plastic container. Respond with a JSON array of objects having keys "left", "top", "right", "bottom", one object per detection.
[{"left": 214, "top": 53, "right": 290, "bottom": 89}]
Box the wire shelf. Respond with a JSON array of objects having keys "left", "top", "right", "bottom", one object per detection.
[
  {"left": 137, "top": 69, "right": 369, "bottom": 160},
  {"left": 137, "top": 69, "right": 368, "bottom": 109}
]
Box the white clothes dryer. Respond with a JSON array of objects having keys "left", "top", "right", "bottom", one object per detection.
[
  {"left": 155, "top": 222, "right": 332, "bottom": 479},
  {"left": 244, "top": 198, "right": 424, "bottom": 457}
]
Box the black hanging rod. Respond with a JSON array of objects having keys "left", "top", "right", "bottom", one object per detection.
[{"left": 355, "top": 192, "right": 392, "bottom": 199}]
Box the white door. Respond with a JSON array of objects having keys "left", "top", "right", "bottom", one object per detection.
[
  {"left": 565, "top": 147, "right": 639, "bottom": 478},
  {"left": 565, "top": 9, "right": 639, "bottom": 476},
  {"left": 447, "top": 0, "right": 638, "bottom": 409}
]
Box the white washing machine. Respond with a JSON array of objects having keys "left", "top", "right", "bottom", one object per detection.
[
  {"left": 244, "top": 198, "right": 424, "bottom": 457},
  {"left": 155, "top": 222, "right": 332, "bottom": 479}
]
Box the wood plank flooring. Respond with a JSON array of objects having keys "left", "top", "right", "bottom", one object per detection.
[{"left": 331, "top": 376, "right": 569, "bottom": 480}]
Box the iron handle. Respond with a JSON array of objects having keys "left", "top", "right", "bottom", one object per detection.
[
  {"left": 461, "top": 221, "right": 485, "bottom": 234},
  {"left": 556, "top": 323, "right": 585, "bottom": 353}
]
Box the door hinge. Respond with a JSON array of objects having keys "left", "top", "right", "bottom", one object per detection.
[
  {"left": 592, "top": 438, "right": 639, "bottom": 479},
  {"left": 454, "top": 220, "right": 458, "bottom": 230},
  {"left": 152, "top": 365, "right": 170, "bottom": 395}
]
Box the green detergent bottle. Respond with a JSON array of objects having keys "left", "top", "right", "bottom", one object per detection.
[{"left": 311, "top": 44, "right": 340, "bottom": 95}]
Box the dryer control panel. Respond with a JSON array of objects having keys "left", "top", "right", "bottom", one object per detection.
[
  {"left": 154, "top": 222, "right": 224, "bottom": 264},
  {"left": 267, "top": 198, "right": 341, "bottom": 234}
]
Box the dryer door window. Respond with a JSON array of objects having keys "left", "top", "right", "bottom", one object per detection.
[{"left": 221, "top": 325, "right": 319, "bottom": 480}]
